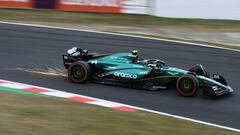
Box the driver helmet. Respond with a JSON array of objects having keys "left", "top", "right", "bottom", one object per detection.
[
  {"left": 131, "top": 50, "right": 138, "bottom": 63},
  {"left": 132, "top": 50, "right": 138, "bottom": 55}
]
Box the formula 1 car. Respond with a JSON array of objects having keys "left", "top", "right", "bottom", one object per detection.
[{"left": 62, "top": 47, "right": 234, "bottom": 97}]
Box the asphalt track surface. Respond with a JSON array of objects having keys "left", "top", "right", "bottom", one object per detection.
[{"left": 0, "top": 23, "right": 240, "bottom": 129}]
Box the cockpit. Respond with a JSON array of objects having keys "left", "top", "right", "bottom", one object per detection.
[{"left": 131, "top": 50, "right": 165, "bottom": 68}]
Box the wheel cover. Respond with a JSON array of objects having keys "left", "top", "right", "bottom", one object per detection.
[
  {"left": 179, "top": 79, "right": 193, "bottom": 93},
  {"left": 72, "top": 66, "right": 86, "bottom": 80}
]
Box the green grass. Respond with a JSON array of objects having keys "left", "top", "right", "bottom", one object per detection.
[
  {"left": 0, "top": 8, "right": 240, "bottom": 50},
  {"left": 1, "top": 8, "right": 240, "bottom": 31},
  {"left": 0, "top": 90, "right": 239, "bottom": 135}
]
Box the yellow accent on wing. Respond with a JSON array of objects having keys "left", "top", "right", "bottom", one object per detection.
[{"left": 200, "top": 64, "right": 206, "bottom": 75}]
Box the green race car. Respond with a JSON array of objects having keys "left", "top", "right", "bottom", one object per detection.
[{"left": 63, "top": 47, "right": 234, "bottom": 97}]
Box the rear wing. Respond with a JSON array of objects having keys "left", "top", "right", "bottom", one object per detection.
[
  {"left": 63, "top": 47, "right": 88, "bottom": 69},
  {"left": 63, "top": 47, "right": 110, "bottom": 69},
  {"left": 63, "top": 55, "right": 82, "bottom": 69}
]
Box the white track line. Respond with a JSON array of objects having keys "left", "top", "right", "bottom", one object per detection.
[
  {"left": 0, "top": 79, "right": 240, "bottom": 133},
  {"left": 0, "top": 21, "right": 239, "bottom": 53},
  {"left": 0, "top": 82, "right": 29, "bottom": 89},
  {"left": 41, "top": 91, "right": 79, "bottom": 98}
]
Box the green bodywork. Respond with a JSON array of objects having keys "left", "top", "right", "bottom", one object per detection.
[{"left": 87, "top": 53, "right": 231, "bottom": 91}]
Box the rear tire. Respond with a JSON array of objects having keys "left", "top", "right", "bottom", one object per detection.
[
  {"left": 68, "top": 61, "right": 91, "bottom": 83},
  {"left": 176, "top": 75, "right": 199, "bottom": 97}
]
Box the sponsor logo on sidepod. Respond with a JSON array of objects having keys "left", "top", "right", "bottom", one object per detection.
[{"left": 114, "top": 72, "right": 137, "bottom": 79}]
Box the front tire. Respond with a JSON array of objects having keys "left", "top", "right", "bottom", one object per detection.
[
  {"left": 68, "top": 61, "right": 91, "bottom": 83},
  {"left": 176, "top": 75, "right": 199, "bottom": 97}
]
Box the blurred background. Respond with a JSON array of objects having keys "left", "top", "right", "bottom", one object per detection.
[
  {"left": 1, "top": 0, "right": 240, "bottom": 19},
  {"left": 0, "top": 0, "right": 240, "bottom": 49}
]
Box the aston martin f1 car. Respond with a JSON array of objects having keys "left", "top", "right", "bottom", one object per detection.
[{"left": 63, "top": 47, "right": 234, "bottom": 97}]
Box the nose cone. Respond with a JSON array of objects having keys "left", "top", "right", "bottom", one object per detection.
[{"left": 227, "top": 86, "right": 234, "bottom": 93}]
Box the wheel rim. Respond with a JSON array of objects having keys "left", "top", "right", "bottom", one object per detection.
[
  {"left": 179, "top": 78, "right": 193, "bottom": 93},
  {"left": 71, "top": 66, "right": 86, "bottom": 80}
]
